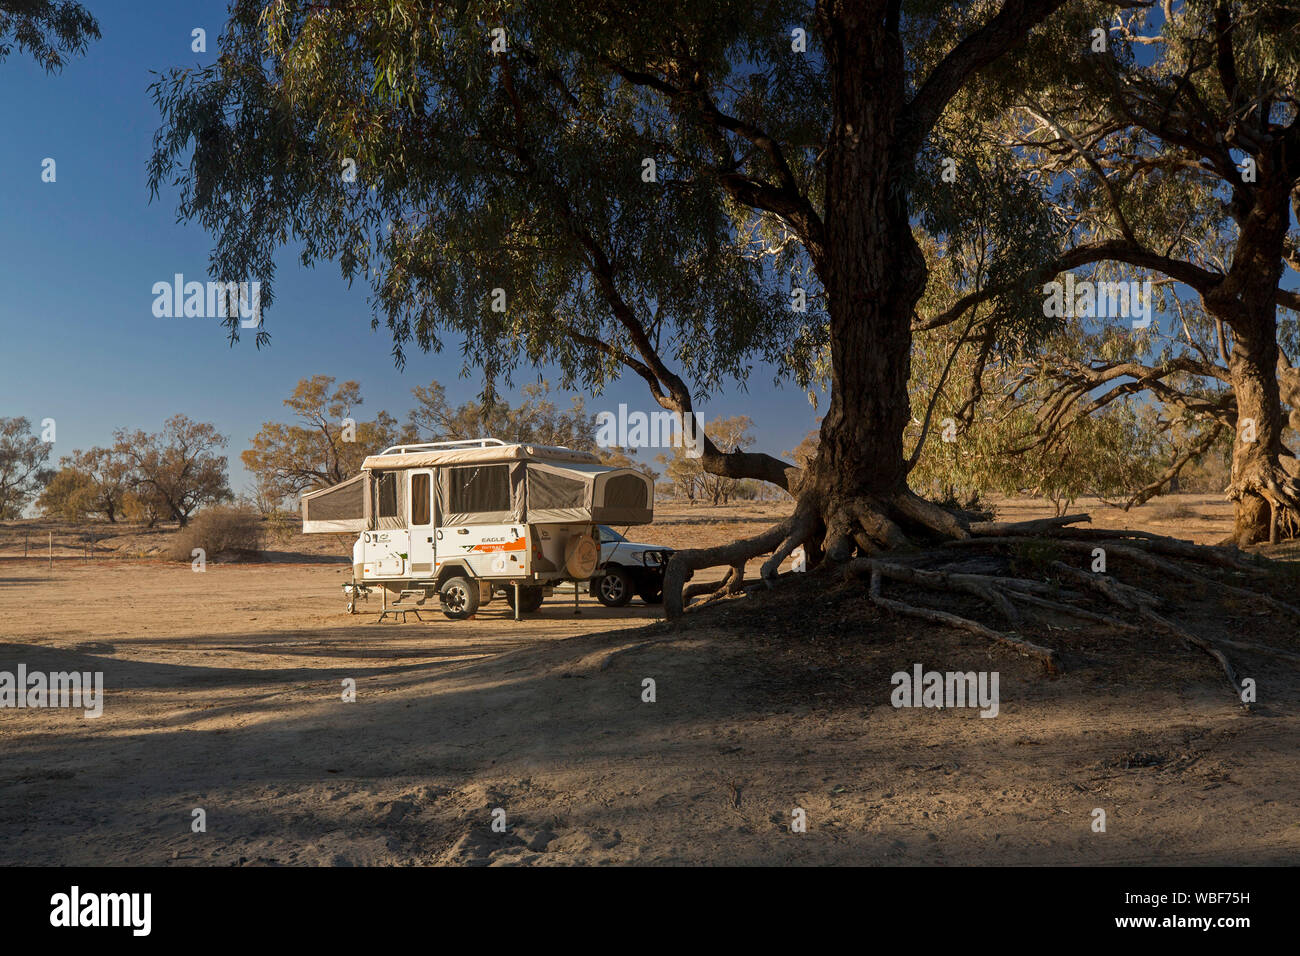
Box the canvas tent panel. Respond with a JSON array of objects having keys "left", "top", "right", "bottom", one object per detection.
[
  {"left": 304, "top": 444, "right": 655, "bottom": 534},
  {"left": 525, "top": 461, "right": 601, "bottom": 523},
  {"left": 529, "top": 468, "right": 589, "bottom": 510},
  {"left": 592, "top": 470, "right": 653, "bottom": 524},
  {"left": 301, "top": 473, "right": 371, "bottom": 533}
]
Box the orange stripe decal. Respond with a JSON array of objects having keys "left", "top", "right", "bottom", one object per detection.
[{"left": 471, "top": 537, "right": 527, "bottom": 553}]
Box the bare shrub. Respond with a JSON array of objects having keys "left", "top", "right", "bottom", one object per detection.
[{"left": 168, "top": 506, "right": 263, "bottom": 561}]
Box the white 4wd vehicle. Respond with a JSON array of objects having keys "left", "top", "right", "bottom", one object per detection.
[{"left": 589, "top": 525, "right": 674, "bottom": 607}]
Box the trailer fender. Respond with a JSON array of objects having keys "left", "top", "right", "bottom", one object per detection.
[{"left": 434, "top": 560, "right": 476, "bottom": 587}]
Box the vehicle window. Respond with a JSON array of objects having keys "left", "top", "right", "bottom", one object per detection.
[
  {"left": 599, "top": 526, "right": 625, "bottom": 543},
  {"left": 411, "top": 473, "right": 431, "bottom": 525},
  {"left": 447, "top": 464, "right": 511, "bottom": 514}
]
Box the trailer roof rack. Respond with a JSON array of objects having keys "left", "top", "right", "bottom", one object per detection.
[{"left": 377, "top": 437, "right": 508, "bottom": 456}]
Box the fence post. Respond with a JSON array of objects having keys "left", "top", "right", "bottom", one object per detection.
[{"left": 48, "top": 531, "right": 53, "bottom": 570}]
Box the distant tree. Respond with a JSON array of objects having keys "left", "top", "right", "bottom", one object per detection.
[
  {"left": 655, "top": 448, "right": 702, "bottom": 505},
  {"left": 0, "top": 417, "right": 52, "bottom": 519},
  {"left": 242, "top": 376, "right": 398, "bottom": 502},
  {"left": 0, "top": 1, "right": 99, "bottom": 71},
  {"left": 785, "top": 429, "right": 820, "bottom": 472},
  {"left": 406, "top": 380, "right": 597, "bottom": 450},
  {"left": 119, "top": 487, "right": 167, "bottom": 528},
  {"left": 36, "top": 464, "right": 94, "bottom": 520},
  {"left": 42, "top": 446, "right": 136, "bottom": 522},
  {"left": 657, "top": 416, "right": 755, "bottom": 506},
  {"left": 114, "top": 415, "right": 231, "bottom": 527},
  {"left": 905, "top": 291, "right": 1170, "bottom": 515}
]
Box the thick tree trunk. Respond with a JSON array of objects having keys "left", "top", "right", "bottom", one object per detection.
[
  {"left": 799, "top": 4, "right": 946, "bottom": 557},
  {"left": 1224, "top": 311, "right": 1295, "bottom": 545},
  {"left": 1205, "top": 174, "right": 1298, "bottom": 547},
  {"left": 816, "top": 4, "right": 918, "bottom": 492}
]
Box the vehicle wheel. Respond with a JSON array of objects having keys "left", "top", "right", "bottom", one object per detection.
[
  {"left": 440, "top": 576, "right": 480, "bottom": 620},
  {"left": 592, "top": 566, "right": 633, "bottom": 607},
  {"left": 505, "top": 584, "right": 545, "bottom": 613},
  {"left": 637, "top": 583, "right": 663, "bottom": 604}
]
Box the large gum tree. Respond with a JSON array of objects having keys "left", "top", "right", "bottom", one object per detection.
[{"left": 149, "top": 0, "right": 1072, "bottom": 577}]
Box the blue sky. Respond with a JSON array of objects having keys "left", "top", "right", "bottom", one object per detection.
[{"left": 0, "top": 1, "right": 821, "bottom": 495}]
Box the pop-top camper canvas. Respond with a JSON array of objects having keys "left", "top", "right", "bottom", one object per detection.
[{"left": 301, "top": 438, "right": 654, "bottom": 618}]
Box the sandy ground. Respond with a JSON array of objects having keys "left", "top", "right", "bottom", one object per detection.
[{"left": 1, "top": 495, "right": 1298, "bottom": 866}]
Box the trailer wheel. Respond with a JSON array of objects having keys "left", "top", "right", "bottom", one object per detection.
[
  {"left": 592, "top": 566, "right": 633, "bottom": 607},
  {"left": 440, "top": 576, "right": 480, "bottom": 620},
  {"left": 505, "top": 584, "right": 545, "bottom": 613}
]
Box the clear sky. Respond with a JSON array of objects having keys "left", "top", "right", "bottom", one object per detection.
[{"left": 0, "top": 1, "right": 821, "bottom": 495}]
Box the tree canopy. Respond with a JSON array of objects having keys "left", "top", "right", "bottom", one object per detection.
[{"left": 0, "top": 0, "right": 98, "bottom": 71}]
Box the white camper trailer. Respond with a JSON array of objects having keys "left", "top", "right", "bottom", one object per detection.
[{"left": 300, "top": 438, "right": 655, "bottom": 619}]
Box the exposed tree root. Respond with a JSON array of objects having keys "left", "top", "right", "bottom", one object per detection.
[
  {"left": 860, "top": 566, "right": 1060, "bottom": 674},
  {"left": 682, "top": 565, "right": 748, "bottom": 610},
  {"left": 1216, "top": 638, "right": 1300, "bottom": 664},
  {"left": 1046, "top": 561, "right": 1162, "bottom": 611},
  {"left": 661, "top": 500, "right": 1292, "bottom": 705},
  {"left": 968, "top": 513, "right": 1091, "bottom": 535},
  {"left": 1228, "top": 465, "right": 1300, "bottom": 546},
  {"left": 1003, "top": 590, "right": 1139, "bottom": 631},
  {"left": 760, "top": 496, "right": 820, "bottom": 580},
  {"left": 945, "top": 534, "right": 1300, "bottom": 622},
  {"left": 1139, "top": 608, "right": 1247, "bottom": 703},
  {"left": 664, "top": 518, "right": 792, "bottom": 619}
]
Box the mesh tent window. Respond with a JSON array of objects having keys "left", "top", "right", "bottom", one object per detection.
[
  {"left": 591, "top": 469, "right": 653, "bottom": 524},
  {"left": 603, "top": 473, "right": 649, "bottom": 510},
  {"left": 524, "top": 461, "right": 651, "bottom": 524},
  {"left": 305, "top": 476, "right": 365, "bottom": 520},
  {"left": 301, "top": 472, "right": 371, "bottom": 532},
  {"left": 447, "top": 465, "right": 511, "bottom": 515},
  {"left": 376, "top": 473, "right": 398, "bottom": 518}
]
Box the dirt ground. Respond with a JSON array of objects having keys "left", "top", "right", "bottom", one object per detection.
[{"left": 1, "top": 494, "right": 1298, "bottom": 866}]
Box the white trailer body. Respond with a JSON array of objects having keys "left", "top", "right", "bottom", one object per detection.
[{"left": 300, "top": 439, "right": 654, "bottom": 616}]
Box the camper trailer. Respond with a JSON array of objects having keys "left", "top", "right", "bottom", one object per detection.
[{"left": 300, "top": 438, "right": 655, "bottom": 619}]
